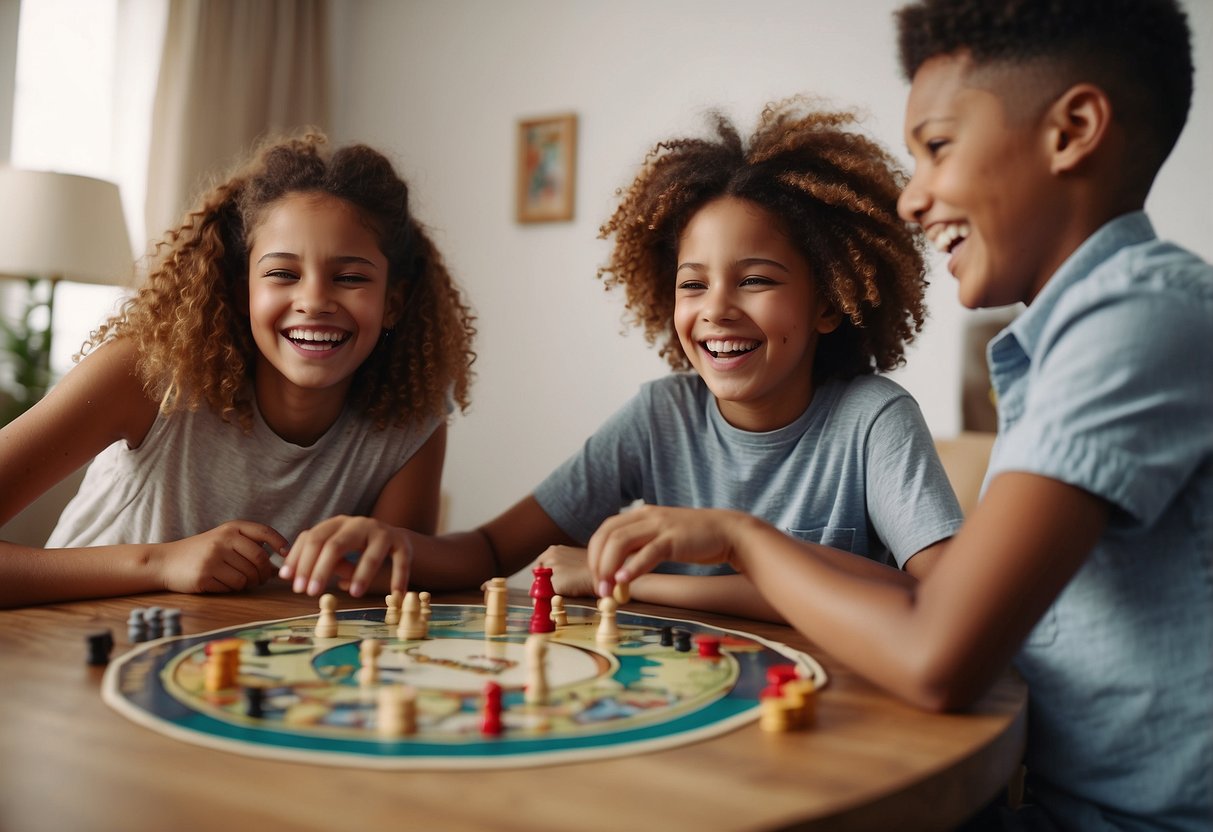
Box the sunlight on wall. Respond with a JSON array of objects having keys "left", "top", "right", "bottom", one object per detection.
[{"left": 10, "top": 0, "right": 163, "bottom": 376}]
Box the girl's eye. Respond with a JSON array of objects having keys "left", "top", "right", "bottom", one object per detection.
[
  {"left": 677, "top": 279, "right": 707, "bottom": 291},
  {"left": 336, "top": 273, "right": 370, "bottom": 284},
  {"left": 265, "top": 270, "right": 298, "bottom": 282},
  {"left": 925, "top": 138, "right": 949, "bottom": 157},
  {"left": 740, "top": 275, "right": 775, "bottom": 287}
]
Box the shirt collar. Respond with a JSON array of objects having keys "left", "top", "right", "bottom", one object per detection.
[{"left": 1001, "top": 211, "right": 1156, "bottom": 359}]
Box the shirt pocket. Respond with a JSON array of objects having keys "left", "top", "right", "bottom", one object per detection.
[{"left": 785, "top": 527, "right": 857, "bottom": 552}]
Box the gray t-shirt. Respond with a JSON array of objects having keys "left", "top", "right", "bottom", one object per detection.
[
  {"left": 534, "top": 373, "right": 962, "bottom": 572},
  {"left": 48, "top": 401, "right": 442, "bottom": 548}
]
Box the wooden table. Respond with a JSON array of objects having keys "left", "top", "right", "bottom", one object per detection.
[{"left": 0, "top": 585, "right": 1025, "bottom": 832}]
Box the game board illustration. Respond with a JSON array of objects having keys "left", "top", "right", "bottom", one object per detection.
[{"left": 102, "top": 602, "right": 827, "bottom": 769}]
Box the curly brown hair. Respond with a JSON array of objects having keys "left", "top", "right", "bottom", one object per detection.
[
  {"left": 598, "top": 99, "right": 928, "bottom": 382},
  {"left": 85, "top": 132, "right": 476, "bottom": 430}
]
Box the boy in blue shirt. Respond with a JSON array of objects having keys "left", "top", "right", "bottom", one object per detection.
[{"left": 585, "top": 1, "right": 1212, "bottom": 829}]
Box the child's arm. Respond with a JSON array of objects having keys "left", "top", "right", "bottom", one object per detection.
[
  {"left": 538, "top": 539, "right": 940, "bottom": 622},
  {"left": 282, "top": 494, "right": 578, "bottom": 597},
  {"left": 589, "top": 483, "right": 1106, "bottom": 711},
  {"left": 0, "top": 340, "right": 286, "bottom": 608}
]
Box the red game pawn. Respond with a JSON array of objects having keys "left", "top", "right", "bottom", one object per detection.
[
  {"left": 529, "top": 566, "right": 555, "bottom": 634},
  {"left": 695, "top": 634, "right": 723, "bottom": 659},
  {"left": 481, "top": 681, "right": 503, "bottom": 736}
]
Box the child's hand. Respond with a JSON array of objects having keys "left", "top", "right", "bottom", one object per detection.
[
  {"left": 587, "top": 506, "right": 742, "bottom": 597},
  {"left": 280, "top": 515, "right": 411, "bottom": 598},
  {"left": 535, "top": 545, "right": 596, "bottom": 597},
  {"left": 157, "top": 521, "right": 286, "bottom": 593}
]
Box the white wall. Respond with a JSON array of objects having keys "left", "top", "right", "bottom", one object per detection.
[{"left": 331, "top": 0, "right": 1213, "bottom": 532}]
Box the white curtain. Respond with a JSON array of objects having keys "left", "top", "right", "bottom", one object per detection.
[{"left": 144, "top": 0, "right": 331, "bottom": 237}]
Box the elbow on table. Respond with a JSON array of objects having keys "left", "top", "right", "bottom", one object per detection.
[{"left": 896, "top": 649, "right": 994, "bottom": 714}]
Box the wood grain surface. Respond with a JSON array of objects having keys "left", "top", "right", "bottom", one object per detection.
[{"left": 0, "top": 584, "right": 1025, "bottom": 832}]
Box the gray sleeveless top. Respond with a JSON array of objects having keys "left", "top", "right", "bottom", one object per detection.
[{"left": 48, "top": 400, "right": 442, "bottom": 548}]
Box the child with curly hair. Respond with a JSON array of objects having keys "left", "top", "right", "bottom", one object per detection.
[
  {"left": 281, "top": 99, "right": 963, "bottom": 623},
  {"left": 587, "top": 1, "right": 1211, "bottom": 828},
  {"left": 0, "top": 133, "right": 476, "bottom": 608}
]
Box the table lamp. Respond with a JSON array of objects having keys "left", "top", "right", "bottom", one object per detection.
[{"left": 0, "top": 168, "right": 133, "bottom": 422}]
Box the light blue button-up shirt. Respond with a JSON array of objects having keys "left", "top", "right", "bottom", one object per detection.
[{"left": 986, "top": 212, "right": 1213, "bottom": 831}]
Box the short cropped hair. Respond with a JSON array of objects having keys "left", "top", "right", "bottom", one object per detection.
[
  {"left": 598, "top": 99, "right": 928, "bottom": 383},
  {"left": 895, "top": 0, "right": 1194, "bottom": 184}
]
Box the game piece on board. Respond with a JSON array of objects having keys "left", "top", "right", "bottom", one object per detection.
[
  {"left": 127, "top": 609, "right": 146, "bottom": 644},
  {"left": 204, "top": 638, "right": 242, "bottom": 692},
  {"left": 549, "top": 595, "right": 568, "bottom": 627},
  {"left": 612, "top": 580, "right": 630, "bottom": 605},
  {"left": 481, "top": 681, "right": 503, "bottom": 736},
  {"left": 673, "top": 629, "right": 691, "bottom": 653},
  {"left": 484, "top": 577, "right": 508, "bottom": 636},
  {"left": 659, "top": 625, "right": 673, "bottom": 647},
  {"left": 596, "top": 597, "right": 619, "bottom": 643},
  {"left": 315, "top": 594, "right": 339, "bottom": 639},
  {"left": 378, "top": 684, "right": 418, "bottom": 736},
  {"left": 244, "top": 685, "right": 266, "bottom": 719},
  {"left": 86, "top": 629, "right": 114, "bottom": 666},
  {"left": 524, "top": 633, "right": 549, "bottom": 706},
  {"left": 695, "top": 634, "right": 723, "bottom": 659},
  {"left": 253, "top": 638, "right": 272, "bottom": 657},
  {"left": 418, "top": 591, "right": 432, "bottom": 638},
  {"left": 358, "top": 638, "right": 382, "bottom": 686},
  {"left": 384, "top": 591, "right": 402, "bottom": 626},
  {"left": 163, "top": 609, "right": 182, "bottom": 637},
  {"left": 398, "top": 591, "right": 426, "bottom": 641},
  {"left": 145, "top": 607, "right": 163, "bottom": 639},
  {"left": 529, "top": 566, "right": 556, "bottom": 634}
]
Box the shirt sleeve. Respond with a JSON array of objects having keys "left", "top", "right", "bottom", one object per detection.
[
  {"left": 532, "top": 388, "right": 651, "bottom": 544},
  {"left": 990, "top": 279, "right": 1213, "bottom": 527},
  {"left": 865, "top": 393, "right": 965, "bottom": 567}
]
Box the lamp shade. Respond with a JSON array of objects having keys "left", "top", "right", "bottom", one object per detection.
[{"left": 0, "top": 168, "right": 133, "bottom": 286}]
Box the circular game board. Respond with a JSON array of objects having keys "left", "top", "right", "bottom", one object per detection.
[{"left": 102, "top": 603, "right": 826, "bottom": 769}]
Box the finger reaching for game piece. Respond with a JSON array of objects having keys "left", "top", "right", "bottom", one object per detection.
[
  {"left": 612, "top": 580, "right": 630, "bottom": 605},
  {"left": 587, "top": 505, "right": 741, "bottom": 598}
]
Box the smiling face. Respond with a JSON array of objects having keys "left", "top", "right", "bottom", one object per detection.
[
  {"left": 674, "top": 197, "right": 839, "bottom": 432},
  {"left": 898, "top": 53, "right": 1071, "bottom": 309},
  {"left": 247, "top": 192, "right": 396, "bottom": 415}
]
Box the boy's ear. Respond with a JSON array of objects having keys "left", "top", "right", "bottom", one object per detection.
[{"left": 1045, "top": 83, "right": 1112, "bottom": 174}]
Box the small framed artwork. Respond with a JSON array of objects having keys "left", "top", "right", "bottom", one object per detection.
[{"left": 516, "top": 113, "right": 577, "bottom": 223}]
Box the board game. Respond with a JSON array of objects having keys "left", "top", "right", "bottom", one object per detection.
[{"left": 102, "top": 601, "right": 826, "bottom": 769}]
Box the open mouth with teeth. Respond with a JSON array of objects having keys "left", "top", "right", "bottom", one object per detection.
[
  {"left": 930, "top": 222, "right": 970, "bottom": 255},
  {"left": 283, "top": 327, "right": 352, "bottom": 352},
  {"left": 702, "top": 338, "right": 761, "bottom": 359}
]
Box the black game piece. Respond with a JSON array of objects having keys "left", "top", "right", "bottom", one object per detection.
[
  {"left": 244, "top": 686, "right": 266, "bottom": 719},
  {"left": 127, "top": 609, "right": 147, "bottom": 643},
  {"left": 673, "top": 629, "right": 692, "bottom": 653},
  {"left": 659, "top": 626, "right": 674, "bottom": 647},
  {"left": 163, "top": 609, "right": 182, "bottom": 637},
  {"left": 86, "top": 629, "right": 114, "bottom": 665},
  {"left": 254, "top": 639, "right": 272, "bottom": 656}
]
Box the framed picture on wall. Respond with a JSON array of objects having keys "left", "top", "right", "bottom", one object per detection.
[{"left": 516, "top": 113, "right": 577, "bottom": 223}]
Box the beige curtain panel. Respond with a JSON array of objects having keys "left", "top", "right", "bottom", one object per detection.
[{"left": 145, "top": 0, "right": 331, "bottom": 239}]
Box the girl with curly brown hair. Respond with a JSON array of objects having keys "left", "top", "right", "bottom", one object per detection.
[
  {"left": 281, "top": 100, "right": 961, "bottom": 624},
  {"left": 0, "top": 133, "right": 475, "bottom": 608}
]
